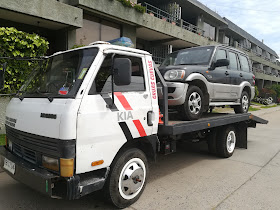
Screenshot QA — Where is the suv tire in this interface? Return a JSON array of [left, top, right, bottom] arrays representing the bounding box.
[[180, 85, 204, 120], [234, 91, 249, 113]]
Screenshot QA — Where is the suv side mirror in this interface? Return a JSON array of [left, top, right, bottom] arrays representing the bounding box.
[[213, 59, 229, 69], [0, 63, 6, 90], [113, 58, 132, 86]]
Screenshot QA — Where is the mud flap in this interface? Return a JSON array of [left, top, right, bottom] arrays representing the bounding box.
[[235, 122, 248, 149]]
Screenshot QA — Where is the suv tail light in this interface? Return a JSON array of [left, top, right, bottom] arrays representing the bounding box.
[[252, 75, 255, 85]]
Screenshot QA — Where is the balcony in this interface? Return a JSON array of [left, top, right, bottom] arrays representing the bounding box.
[[253, 67, 280, 82], [143, 2, 205, 37]]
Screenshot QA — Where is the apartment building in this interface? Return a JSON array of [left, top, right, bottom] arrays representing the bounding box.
[[0, 0, 279, 90]]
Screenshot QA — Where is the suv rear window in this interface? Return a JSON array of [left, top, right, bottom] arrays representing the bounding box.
[[239, 55, 250, 72]]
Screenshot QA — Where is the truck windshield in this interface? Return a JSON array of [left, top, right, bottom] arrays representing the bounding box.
[[19, 48, 98, 98], [161, 46, 214, 67]]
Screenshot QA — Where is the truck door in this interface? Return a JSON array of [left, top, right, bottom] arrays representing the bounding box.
[[76, 51, 156, 174]]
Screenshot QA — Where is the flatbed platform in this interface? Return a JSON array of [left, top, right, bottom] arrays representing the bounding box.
[[158, 113, 268, 135]]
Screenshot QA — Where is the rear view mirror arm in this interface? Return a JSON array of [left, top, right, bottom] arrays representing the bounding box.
[[109, 54, 116, 109]]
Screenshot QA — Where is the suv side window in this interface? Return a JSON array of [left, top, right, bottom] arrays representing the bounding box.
[[89, 54, 145, 94], [239, 55, 250, 72], [228, 51, 239, 71], [215, 49, 227, 69], [216, 49, 227, 60]]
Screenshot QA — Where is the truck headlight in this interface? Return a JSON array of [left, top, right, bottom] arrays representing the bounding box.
[[42, 155, 59, 171], [164, 70, 185, 81]]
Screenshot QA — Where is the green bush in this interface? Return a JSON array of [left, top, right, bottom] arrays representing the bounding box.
[[116, 0, 146, 13], [0, 27, 49, 94], [254, 86, 259, 98], [269, 84, 280, 98]]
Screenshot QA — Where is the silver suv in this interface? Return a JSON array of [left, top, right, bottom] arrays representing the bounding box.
[[159, 45, 255, 120]]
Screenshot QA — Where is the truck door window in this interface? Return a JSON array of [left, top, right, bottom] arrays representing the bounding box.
[[239, 55, 250, 72], [229, 52, 238, 71], [89, 54, 145, 94]]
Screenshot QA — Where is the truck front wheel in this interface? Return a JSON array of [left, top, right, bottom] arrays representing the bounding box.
[[106, 148, 148, 208]]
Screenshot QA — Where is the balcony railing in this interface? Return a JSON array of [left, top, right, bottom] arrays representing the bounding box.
[[143, 2, 205, 37], [253, 67, 280, 77]]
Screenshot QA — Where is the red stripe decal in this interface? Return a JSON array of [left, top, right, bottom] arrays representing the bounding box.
[[133, 120, 147, 137], [114, 92, 132, 110]]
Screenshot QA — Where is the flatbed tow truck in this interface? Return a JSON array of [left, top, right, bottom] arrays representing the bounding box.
[[0, 41, 267, 208]]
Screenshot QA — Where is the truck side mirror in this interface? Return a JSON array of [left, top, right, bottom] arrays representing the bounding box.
[[113, 58, 132, 86], [213, 59, 229, 69], [0, 63, 6, 90]]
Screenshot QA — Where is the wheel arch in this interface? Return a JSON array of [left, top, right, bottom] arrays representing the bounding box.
[[111, 135, 159, 167], [243, 85, 251, 100], [187, 78, 210, 111]]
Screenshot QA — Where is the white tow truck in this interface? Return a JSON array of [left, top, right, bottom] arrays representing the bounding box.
[[0, 41, 267, 208]]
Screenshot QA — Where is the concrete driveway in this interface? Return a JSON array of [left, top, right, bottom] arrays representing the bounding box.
[[0, 107, 280, 210]]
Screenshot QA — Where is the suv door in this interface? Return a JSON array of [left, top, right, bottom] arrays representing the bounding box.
[[210, 48, 232, 101], [76, 51, 154, 173], [238, 54, 253, 85], [228, 51, 242, 100]]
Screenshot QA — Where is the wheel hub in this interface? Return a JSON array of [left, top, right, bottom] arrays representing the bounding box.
[[188, 92, 201, 114], [226, 131, 236, 153], [120, 162, 144, 197], [242, 95, 249, 111]]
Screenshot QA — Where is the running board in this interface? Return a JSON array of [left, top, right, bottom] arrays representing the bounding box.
[[209, 102, 240, 106]]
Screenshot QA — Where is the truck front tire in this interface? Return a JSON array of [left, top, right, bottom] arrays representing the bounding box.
[[106, 148, 148, 208]]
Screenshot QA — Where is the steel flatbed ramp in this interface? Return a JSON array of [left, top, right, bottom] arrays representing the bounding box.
[[158, 113, 268, 136]]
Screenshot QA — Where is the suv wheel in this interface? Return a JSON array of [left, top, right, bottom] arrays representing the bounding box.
[[180, 85, 204, 120], [234, 91, 249, 113]]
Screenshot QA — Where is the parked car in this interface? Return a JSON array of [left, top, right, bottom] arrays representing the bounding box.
[[159, 45, 255, 120]]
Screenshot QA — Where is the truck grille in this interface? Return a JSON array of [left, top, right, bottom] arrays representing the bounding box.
[[6, 126, 60, 165], [13, 143, 37, 164]]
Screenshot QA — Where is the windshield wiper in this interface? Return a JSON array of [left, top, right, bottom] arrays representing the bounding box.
[[35, 90, 54, 102]]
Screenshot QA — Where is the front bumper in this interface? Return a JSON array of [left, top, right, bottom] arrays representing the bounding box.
[[0, 146, 108, 200], [0, 146, 59, 197], [157, 82, 189, 106]]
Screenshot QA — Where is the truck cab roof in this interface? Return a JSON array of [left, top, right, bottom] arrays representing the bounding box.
[[52, 42, 151, 57]]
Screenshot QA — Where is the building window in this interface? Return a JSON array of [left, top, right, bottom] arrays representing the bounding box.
[[76, 15, 121, 46], [203, 22, 215, 40]]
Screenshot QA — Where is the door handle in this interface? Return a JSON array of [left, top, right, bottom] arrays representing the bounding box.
[[147, 111, 153, 126], [225, 71, 229, 76], [240, 73, 243, 77]]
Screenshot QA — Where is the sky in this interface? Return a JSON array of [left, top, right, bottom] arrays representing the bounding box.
[[197, 0, 280, 58]]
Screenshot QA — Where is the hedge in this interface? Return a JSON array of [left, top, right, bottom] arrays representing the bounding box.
[[0, 27, 49, 94]]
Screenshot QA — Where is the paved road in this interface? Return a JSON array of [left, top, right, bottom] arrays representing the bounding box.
[[0, 107, 280, 210]]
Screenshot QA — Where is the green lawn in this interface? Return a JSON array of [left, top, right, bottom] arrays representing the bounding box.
[[0, 134, 5, 146], [249, 106, 261, 111], [251, 101, 263, 106], [260, 104, 278, 109]]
